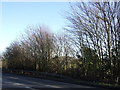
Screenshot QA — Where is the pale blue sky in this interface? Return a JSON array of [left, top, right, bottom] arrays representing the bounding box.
[[0, 2, 70, 53]]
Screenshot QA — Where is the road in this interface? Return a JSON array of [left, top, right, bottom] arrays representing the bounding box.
[[1, 73, 99, 89], [0, 69, 2, 89]]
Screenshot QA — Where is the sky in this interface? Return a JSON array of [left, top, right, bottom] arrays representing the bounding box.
[[0, 2, 71, 54]]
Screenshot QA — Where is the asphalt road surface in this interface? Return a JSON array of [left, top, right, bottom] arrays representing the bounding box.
[[2, 73, 102, 89], [0, 69, 2, 89]]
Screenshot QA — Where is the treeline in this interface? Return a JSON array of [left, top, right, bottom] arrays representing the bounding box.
[[2, 2, 120, 85]]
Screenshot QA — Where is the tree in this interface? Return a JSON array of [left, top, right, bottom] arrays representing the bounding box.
[[21, 25, 54, 71], [66, 2, 120, 84]]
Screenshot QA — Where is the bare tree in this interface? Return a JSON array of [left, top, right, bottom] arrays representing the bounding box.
[[66, 2, 120, 83]]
